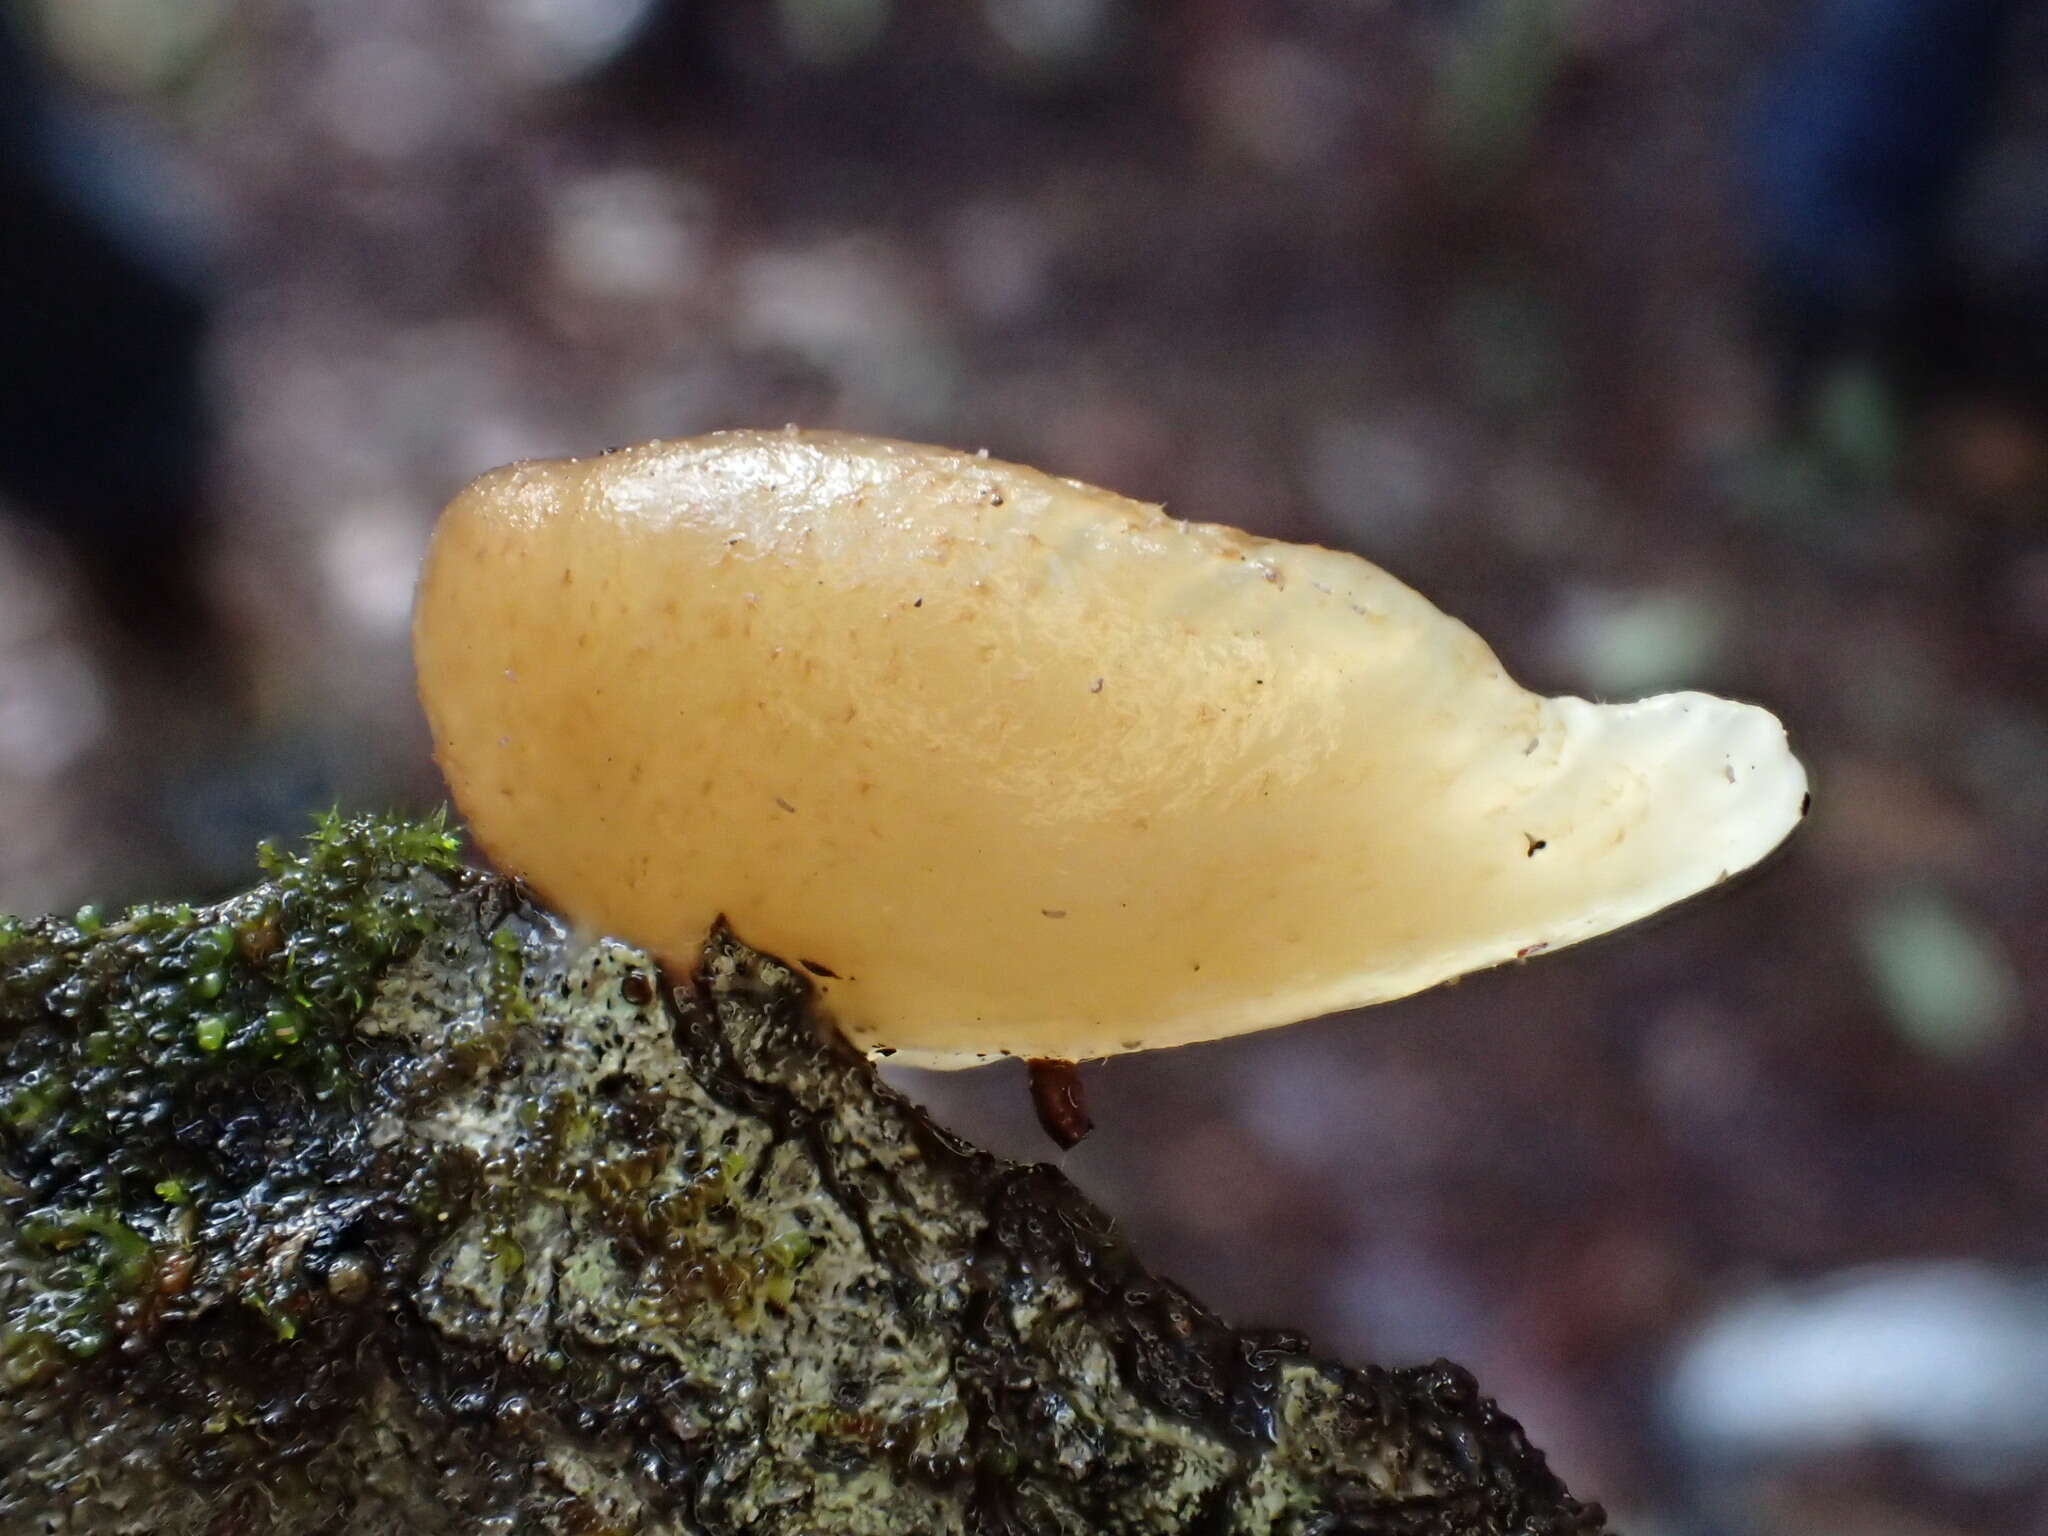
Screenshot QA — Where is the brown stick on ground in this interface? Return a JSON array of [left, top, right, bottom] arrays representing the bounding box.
[[0, 815, 1607, 1535]]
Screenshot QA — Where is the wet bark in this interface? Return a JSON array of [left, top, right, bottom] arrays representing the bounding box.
[[0, 817, 1608, 1534]]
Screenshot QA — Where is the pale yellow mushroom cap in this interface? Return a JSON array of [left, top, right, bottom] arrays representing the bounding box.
[[414, 429, 1807, 1067]]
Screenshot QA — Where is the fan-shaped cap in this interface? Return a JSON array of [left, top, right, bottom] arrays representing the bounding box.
[[414, 430, 1807, 1066]]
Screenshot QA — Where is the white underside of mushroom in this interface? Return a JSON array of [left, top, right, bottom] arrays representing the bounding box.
[[414, 430, 1808, 1067]]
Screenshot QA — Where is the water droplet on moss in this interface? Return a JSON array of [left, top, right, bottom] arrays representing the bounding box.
[[191, 924, 236, 964], [761, 1229, 817, 1269], [324, 1253, 373, 1303]]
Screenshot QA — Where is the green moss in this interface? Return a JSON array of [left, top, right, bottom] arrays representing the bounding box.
[[760, 1227, 817, 1270], [0, 810, 468, 1369], [243, 1292, 300, 1342], [488, 923, 536, 1025], [17, 1208, 153, 1287]]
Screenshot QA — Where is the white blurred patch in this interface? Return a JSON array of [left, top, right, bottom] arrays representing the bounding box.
[[1550, 586, 1728, 699], [736, 241, 923, 354], [319, 504, 429, 636], [732, 240, 957, 422], [0, 644, 106, 783], [550, 171, 714, 301], [380, 320, 551, 484], [312, 38, 459, 162], [490, 0, 657, 82], [1666, 1262, 2048, 1485], [0, 522, 106, 782]]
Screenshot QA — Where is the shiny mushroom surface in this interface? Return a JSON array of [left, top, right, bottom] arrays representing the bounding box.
[[414, 429, 1806, 1066]]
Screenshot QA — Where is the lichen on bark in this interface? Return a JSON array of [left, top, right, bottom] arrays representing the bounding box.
[[1, 815, 1608, 1534]]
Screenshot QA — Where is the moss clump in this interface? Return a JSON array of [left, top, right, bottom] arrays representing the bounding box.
[[0, 810, 465, 1379]]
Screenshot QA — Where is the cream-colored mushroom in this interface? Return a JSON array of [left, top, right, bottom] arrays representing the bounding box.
[[414, 429, 1806, 1066]]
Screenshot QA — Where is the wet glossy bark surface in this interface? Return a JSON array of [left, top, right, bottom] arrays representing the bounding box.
[[0, 821, 1604, 1534]]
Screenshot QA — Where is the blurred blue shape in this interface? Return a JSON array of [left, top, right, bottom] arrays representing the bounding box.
[[1745, 0, 2017, 378]]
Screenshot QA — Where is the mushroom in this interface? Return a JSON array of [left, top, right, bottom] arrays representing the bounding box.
[[414, 429, 1806, 1069]]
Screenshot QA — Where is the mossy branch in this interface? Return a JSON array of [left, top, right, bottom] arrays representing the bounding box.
[[0, 815, 1607, 1535]]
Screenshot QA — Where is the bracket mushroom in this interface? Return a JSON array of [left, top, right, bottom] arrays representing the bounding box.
[[414, 429, 1807, 1068]]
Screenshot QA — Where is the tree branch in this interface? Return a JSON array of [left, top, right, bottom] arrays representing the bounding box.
[[0, 816, 1608, 1534]]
